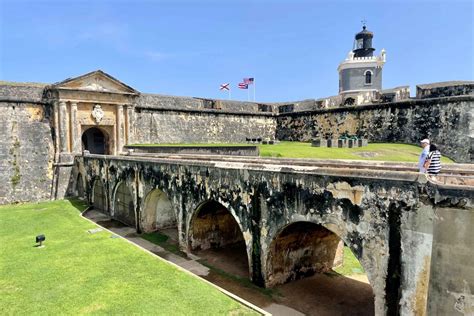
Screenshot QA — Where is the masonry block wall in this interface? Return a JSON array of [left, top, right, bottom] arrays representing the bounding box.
[[0, 101, 54, 204], [133, 94, 276, 144], [276, 97, 474, 163], [134, 109, 276, 144]]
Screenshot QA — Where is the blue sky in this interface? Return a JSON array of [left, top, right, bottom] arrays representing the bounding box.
[[1, 0, 472, 102]]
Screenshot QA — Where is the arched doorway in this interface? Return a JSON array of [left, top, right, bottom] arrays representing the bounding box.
[[113, 182, 135, 227], [189, 200, 249, 278], [82, 127, 109, 154], [92, 179, 107, 212], [266, 221, 375, 315], [142, 189, 176, 233]]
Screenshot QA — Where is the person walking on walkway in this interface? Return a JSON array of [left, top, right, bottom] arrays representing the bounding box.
[[424, 143, 442, 176], [418, 139, 430, 173]]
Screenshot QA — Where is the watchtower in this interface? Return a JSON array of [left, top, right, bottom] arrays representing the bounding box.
[[338, 25, 386, 95]]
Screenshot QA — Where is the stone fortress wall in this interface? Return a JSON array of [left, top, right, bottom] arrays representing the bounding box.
[[0, 84, 54, 204], [0, 79, 472, 204], [133, 93, 275, 144]]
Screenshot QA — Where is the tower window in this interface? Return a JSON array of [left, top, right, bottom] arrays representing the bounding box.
[[364, 70, 373, 85]]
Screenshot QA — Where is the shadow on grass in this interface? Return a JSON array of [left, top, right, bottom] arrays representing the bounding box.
[[198, 259, 280, 299], [66, 198, 89, 213], [141, 231, 188, 258]]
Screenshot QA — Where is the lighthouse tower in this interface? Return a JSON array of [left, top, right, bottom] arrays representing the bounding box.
[[338, 25, 386, 96]]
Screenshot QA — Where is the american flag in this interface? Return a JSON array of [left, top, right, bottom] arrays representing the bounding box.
[[219, 83, 230, 91], [243, 78, 254, 84], [238, 82, 248, 89]]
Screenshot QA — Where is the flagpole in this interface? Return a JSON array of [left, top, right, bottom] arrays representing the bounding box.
[[254, 79, 256, 102], [229, 89, 231, 100], [247, 87, 249, 101]]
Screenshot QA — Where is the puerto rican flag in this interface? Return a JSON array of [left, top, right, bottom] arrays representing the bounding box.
[[238, 82, 248, 89], [219, 83, 230, 91], [243, 78, 254, 84]]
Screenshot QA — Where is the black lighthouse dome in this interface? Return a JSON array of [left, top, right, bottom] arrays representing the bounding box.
[[353, 26, 376, 57]]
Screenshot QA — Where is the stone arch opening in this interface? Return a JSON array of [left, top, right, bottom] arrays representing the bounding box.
[[266, 221, 374, 315], [365, 70, 373, 85], [142, 189, 177, 233], [81, 127, 109, 154], [92, 178, 107, 212], [344, 97, 355, 106], [113, 182, 135, 227], [188, 200, 249, 278]]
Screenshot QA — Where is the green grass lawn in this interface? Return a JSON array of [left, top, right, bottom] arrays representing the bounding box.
[[260, 142, 454, 163], [332, 247, 365, 276], [0, 200, 257, 315], [131, 141, 454, 163]]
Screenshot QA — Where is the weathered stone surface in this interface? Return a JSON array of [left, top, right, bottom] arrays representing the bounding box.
[[276, 97, 474, 162], [125, 145, 259, 156], [0, 102, 54, 204], [133, 110, 276, 144], [70, 154, 473, 315]]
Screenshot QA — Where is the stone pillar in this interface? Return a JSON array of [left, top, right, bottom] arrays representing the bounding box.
[[70, 102, 80, 153], [116, 105, 124, 154], [53, 101, 60, 158], [126, 105, 134, 145], [59, 100, 68, 153]]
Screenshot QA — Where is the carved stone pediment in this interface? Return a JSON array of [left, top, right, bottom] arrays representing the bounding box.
[[52, 70, 139, 95]]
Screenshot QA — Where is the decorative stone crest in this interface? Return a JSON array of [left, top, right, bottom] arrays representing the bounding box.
[[91, 104, 104, 124]]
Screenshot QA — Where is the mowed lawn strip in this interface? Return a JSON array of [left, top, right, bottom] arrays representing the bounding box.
[[131, 142, 454, 163], [0, 200, 257, 315], [260, 142, 454, 162]]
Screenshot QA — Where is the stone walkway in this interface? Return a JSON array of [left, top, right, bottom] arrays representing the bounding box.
[[84, 210, 210, 276]]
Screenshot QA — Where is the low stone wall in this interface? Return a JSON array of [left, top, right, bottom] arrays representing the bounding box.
[[126, 145, 259, 156], [0, 101, 54, 204], [276, 96, 474, 163]]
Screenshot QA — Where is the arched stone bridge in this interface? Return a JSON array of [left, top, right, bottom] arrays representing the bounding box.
[[70, 154, 474, 316]]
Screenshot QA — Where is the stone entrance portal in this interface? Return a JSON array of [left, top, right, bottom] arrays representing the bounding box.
[[82, 127, 109, 154], [44, 70, 139, 157]]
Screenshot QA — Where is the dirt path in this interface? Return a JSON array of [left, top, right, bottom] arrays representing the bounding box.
[[196, 247, 374, 316]]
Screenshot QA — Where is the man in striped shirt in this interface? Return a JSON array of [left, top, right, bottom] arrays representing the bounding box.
[[424, 144, 442, 175]]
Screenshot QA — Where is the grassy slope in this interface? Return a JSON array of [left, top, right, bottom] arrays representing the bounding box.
[[333, 247, 365, 276], [130, 142, 454, 163], [261, 142, 454, 162], [0, 200, 256, 315]]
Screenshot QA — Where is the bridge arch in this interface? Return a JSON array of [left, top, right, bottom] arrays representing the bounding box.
[[91, 178, 107, 212], [112, 181, 136, 227], [141, 188, 177, 233], [265, 220, 375, 313], [264, 220, 374, 287], [187, 199, 251, 278]]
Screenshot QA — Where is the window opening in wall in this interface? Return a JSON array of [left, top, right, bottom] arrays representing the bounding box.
[[365, 70, 372, 85]]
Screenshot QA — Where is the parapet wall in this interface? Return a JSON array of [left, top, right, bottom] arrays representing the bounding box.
[[137, 93, 273, 113], [133, 109, 276, 144], [276, 96, 474, 163], [0, 83, 46, 102]]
